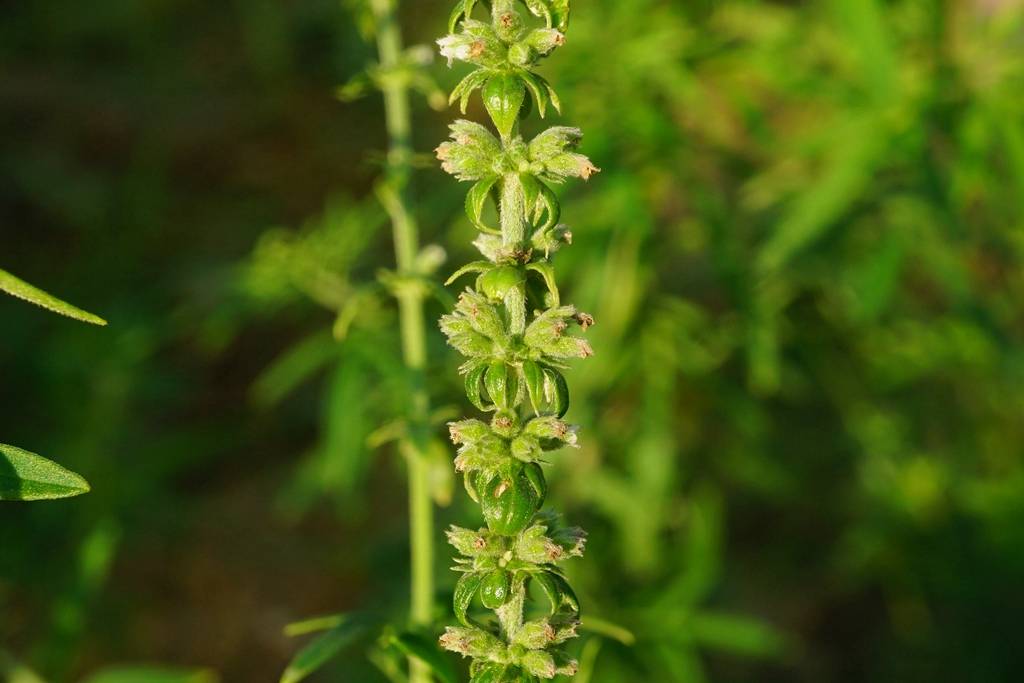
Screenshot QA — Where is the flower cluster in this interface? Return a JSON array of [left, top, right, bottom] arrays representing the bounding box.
[[436, 1, 598, 681]]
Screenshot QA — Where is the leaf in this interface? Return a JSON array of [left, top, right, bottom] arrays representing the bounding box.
[[80, 668, 218, 683], [389, 632, 457, 683], [0, 267, 106, 325], [522, 0, 553, 26], [251, 331, 338, 408], [0, 443, 90, 501], [284, 613, 348, 637], [519, 70, 548, 119], [535, 182, 561, 232], [483, 75, 526, 140], [689, 611, 788, 658], [464, 362, 490, 412], [450, 69, 490, 114], [280, 617, 367, 683], [465, 176, 501, 235], [542, 367, 569, 418], [526, 262, 560, 307], [550, 0, 570, 31], [579, 616, 636, 646], [446, 261, 492, 287], [522, 360, 545, 415], [533, 570, 578, 616], [484, 361, 513, 409], [454, 572, 484, 627]]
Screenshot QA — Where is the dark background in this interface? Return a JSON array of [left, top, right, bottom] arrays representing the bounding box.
[[3, 1, 1024, 681]]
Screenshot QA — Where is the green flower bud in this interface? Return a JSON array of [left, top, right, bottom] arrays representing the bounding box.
[[480, 569, 511, 608], [449, 419, 493, 445], [542, 153, 600, 182], [528, 126, 582, 163], [514, 523, 561, 564], [438, 20, 506, 68], [491, 409, 521, 438], [510, 434, 542, 462], [438, 120, 503, 181], [453, 432, 508, 473], [507, 42, 536, 67], [524, 28, 565, 56], [523, 305, 574, 348], [523, 416, 577, 446], [439, 626, 506, 660], [513, 619, 556, 650], [519, 650, 556, 679], [456, 288, 509, 343], [447, 525, 491, 556], [440, 314, 496, 357], [493, 7, 524, 42]]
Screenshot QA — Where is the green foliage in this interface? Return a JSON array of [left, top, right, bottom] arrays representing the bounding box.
[[0, 443, 90, 501]]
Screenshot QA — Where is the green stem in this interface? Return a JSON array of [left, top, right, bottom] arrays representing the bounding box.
[[369, 1, 434, 681]]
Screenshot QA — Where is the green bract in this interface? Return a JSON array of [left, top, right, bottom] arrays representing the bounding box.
[[437, 0, 595, 678]]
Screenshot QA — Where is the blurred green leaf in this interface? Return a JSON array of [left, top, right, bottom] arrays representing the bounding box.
[[79, 668, 217, 683], [280, 617, 368, 683], [387, 631, 456, 683]]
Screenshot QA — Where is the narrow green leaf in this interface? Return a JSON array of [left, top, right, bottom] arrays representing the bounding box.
[[550, 0, 570, 32], [522, 0, 553, 27], [251, 331, 338, 408], [446, 262, 492, 287], [522, 361, 545, 415], [542, 367, 569, 418], [484, 361, 513, 409], [80, 668, 218, 683], [579, 616, 636, 646], [0, 443, 90, 501], [280, 618, 367, 683], [389, 632, 456, 683], [524, 462, 547, 502], [519, 70, 548, 119], [465, 177, 501, 234], [284, 613, 348, 637], [0, 267, 106, 325], [689, 611, 788, 658], [464, 362, 490, 411], [526, 262, 560, 307], [454, 572, 484, 627], [535, 182, 561, 232]]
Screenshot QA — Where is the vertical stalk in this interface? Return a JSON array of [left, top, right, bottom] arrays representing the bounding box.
[[369, 1, 434, 681]]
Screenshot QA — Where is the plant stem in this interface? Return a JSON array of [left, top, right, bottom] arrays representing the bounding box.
[[369, 1, 434, 681]]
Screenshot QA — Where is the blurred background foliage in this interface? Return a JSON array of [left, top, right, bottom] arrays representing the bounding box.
[[3, 0, 1024, 681]]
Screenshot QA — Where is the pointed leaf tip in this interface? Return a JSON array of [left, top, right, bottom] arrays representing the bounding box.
[[0, 268, 107, 325]]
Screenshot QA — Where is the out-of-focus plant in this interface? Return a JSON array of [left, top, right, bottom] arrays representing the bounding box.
[[263, 1, 458, 681], [433, 2, 599, 681], [0, 267, 102, 501]]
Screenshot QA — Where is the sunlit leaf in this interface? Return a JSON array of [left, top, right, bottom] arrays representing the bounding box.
[[0, 267, 106, 325], [0, 443, 90, 501]]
